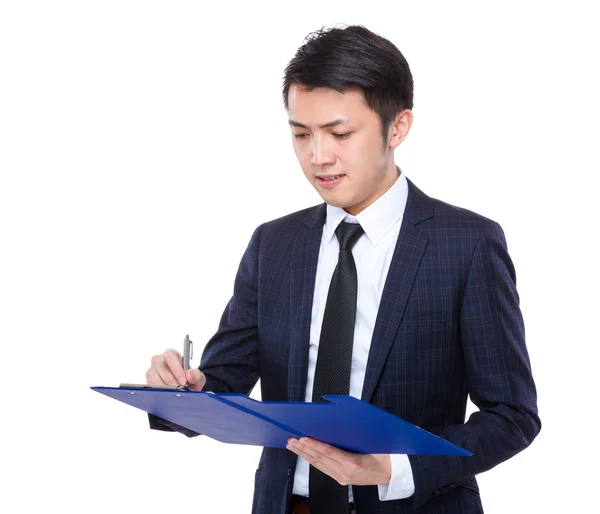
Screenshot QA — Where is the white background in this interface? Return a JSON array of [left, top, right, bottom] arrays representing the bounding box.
[[1, 1, 598, 512]]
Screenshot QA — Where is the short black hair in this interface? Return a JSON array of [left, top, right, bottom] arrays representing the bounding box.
[[282, 25, 414, 141]]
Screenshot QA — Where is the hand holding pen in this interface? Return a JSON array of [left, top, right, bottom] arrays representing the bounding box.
[[145, 334, 206, 391]]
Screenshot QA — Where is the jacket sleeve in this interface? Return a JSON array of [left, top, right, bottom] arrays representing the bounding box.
[[408, 221, 541, 509], [148, 224, 263, 436]]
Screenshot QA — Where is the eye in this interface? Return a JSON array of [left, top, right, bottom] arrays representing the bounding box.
[[333, 133, 351, 139], [293, 133, 309, 139]]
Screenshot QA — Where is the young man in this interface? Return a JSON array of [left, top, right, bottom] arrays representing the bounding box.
[[146, 25, 540, 514]]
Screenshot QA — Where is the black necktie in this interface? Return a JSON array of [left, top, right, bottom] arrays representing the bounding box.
[[309, 221, 364, 514]]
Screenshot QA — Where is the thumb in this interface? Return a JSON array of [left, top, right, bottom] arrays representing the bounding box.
[[186, 369, 206, 391]]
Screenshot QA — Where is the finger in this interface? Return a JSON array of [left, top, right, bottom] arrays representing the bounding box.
[[163, 349, 187, 385], [150, 352, 180, 386], [305, 438, 346, 459], [291, 438, 346, 466], [287, 438, 323, 465], [149, 354, 176, 384], [145, 368, 166, 385], [155, 363, 179, 386], [287, 440, 339, 481], [185, 369, 206, 391]]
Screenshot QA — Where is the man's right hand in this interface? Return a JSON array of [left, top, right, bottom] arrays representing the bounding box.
[[146, 349, 206, 391]]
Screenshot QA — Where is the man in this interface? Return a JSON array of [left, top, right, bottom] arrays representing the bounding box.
[[146, 25, 541, 514]]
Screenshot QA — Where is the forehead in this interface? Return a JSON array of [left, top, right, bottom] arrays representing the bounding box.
[[287, 85, 374, 126]]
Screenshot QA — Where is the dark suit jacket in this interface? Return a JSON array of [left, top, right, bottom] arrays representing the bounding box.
[[150, 178, 541, 513]]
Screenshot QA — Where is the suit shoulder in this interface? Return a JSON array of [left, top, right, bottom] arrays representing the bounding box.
[[415, 194, 510, 264], [245, 204, 323, 254], [244, 204, 325, 259], [259, 204, 323, 233], [427, 194, 502, 233]]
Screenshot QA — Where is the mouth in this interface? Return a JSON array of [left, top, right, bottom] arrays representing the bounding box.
[[316, 174, 346, 187]]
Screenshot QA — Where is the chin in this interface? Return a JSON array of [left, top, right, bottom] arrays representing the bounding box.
[[320, 195, 354, 210]]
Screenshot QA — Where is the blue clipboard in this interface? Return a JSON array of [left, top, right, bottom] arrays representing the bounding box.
[[91, 386, 471, 456]]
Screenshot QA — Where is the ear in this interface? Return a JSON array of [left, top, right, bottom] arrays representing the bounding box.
[[388, 109, 413, 149]]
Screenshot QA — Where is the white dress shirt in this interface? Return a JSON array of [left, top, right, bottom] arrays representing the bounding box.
[[292, 168, 415, 501]]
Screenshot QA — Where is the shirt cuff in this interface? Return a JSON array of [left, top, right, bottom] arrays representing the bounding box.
[[377, 454, 415, 501]]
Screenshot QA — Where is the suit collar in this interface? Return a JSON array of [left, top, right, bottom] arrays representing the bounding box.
[[403, 177, 435, 226], [327, 170, 408, 247], [301, 177, 434, 230]]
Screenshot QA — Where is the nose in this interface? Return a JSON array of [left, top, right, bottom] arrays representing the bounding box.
[[310, 135, 334, 166]]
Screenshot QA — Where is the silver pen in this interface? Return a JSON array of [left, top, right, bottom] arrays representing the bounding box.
[[182, 334, 193, 388]]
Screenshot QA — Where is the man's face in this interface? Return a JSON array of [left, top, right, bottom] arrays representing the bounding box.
[[287, 84, 398, 215]]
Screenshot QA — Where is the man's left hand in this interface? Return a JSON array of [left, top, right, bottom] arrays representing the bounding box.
[[286, 437, 391, 486]]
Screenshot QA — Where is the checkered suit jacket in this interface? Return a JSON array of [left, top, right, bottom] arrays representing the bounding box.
[[150, 178, 540, 513]]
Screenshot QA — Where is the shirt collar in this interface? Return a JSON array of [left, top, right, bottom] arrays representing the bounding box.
[[324, 167, 409, 247]]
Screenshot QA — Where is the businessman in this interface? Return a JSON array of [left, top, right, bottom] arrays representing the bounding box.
[[146, 25, 541, 514]]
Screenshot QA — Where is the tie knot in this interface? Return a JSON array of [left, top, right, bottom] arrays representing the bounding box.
[[335, 221, 364, 250]]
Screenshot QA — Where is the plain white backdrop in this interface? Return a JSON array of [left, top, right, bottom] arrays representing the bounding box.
[[1, 1, 598, 512]]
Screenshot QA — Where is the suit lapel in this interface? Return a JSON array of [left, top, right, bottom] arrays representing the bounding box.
[[287, 204, 326, 402], [361, 179, 434, 404]]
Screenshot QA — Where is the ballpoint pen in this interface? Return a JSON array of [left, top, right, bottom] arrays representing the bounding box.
[[182, 334, 193, 389], [117, 335, 194, 391]]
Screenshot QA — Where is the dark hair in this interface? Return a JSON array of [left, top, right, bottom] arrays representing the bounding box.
[[282, 25, 414, 141]]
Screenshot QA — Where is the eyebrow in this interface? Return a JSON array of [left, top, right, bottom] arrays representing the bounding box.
[[288, 118, 352, 129]]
